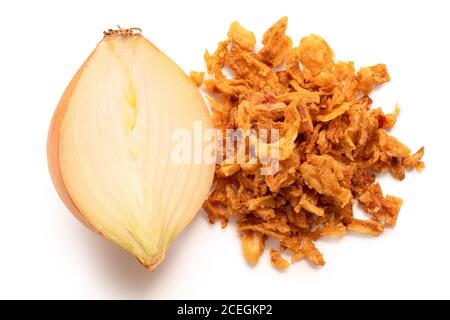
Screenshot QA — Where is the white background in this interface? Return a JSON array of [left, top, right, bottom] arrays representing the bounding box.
[[0, 0, 449, 299]]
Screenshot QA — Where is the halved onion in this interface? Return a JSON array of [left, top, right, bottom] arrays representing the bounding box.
[[48, 29, 215, 270]]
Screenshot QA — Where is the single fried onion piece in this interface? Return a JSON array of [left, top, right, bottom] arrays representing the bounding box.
[[292, 237, 325, 266], [189, 71, 204, 87], [241, 231, 265, 265], [270, 249, 290, 270], [347, 219, 384, 236], [259, 16, 293, 67], [297, 34, 334, 76], [200, 17, 424, 269], [357, 64, 391, 94], [228, 21, 256, 51]]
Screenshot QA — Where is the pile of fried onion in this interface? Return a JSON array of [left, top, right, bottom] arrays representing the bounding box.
[[193, 17, 424, 269]]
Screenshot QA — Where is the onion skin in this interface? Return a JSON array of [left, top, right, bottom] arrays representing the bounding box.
[[48, 52, 99, 235], [48, 31, 214, 270]]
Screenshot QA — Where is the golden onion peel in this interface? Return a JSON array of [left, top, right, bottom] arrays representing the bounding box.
[[48, 28, 215, 270]]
